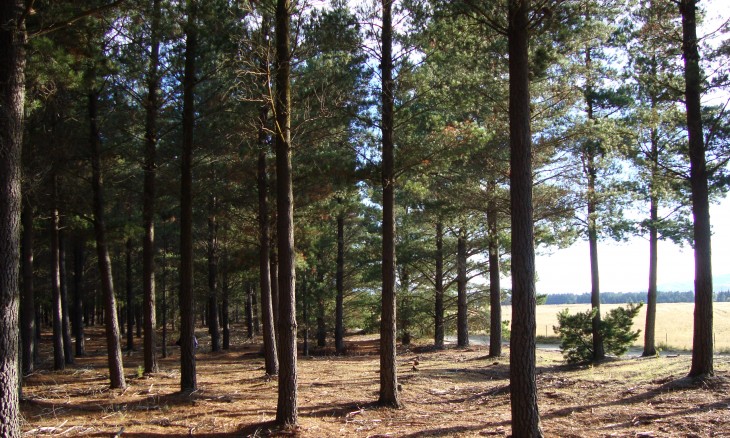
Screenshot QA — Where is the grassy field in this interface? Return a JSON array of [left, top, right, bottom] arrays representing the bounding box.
[[524, 302, 730, 351]]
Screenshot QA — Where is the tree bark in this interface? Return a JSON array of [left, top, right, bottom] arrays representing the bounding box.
[[179, 0, 198, 392], [142, 0, 161, 375], [21, 200, 35, 374], [208, 196, 221, 352], [487, 182, 502, 358], [245, 282, 254, 339], [161, 235, 168, 359], [89, 89, 126, 389], [508, 0, 543, 435], [316, 267, 326, 348], [258, 149, 278, 374], [643, 122, 659, 357], [434, 221, 444, 349], [221, 266, 230, 350], [50, 177, 65, 370], [0, 4, 25, 435], [73, 238, 86, 357], [252, 282, 260, 336], [379, 0, 401, 409], [584, 45, 605, 362], [270, 249, 279, 340], [335, 210, 345, 354], [126, 238, 134, 351], [274, 0, 298, 426], [681, 0, 714, 378], [457, 229, 469, 347], [302, 276, 309, 357], [59, 232, 73, 364]]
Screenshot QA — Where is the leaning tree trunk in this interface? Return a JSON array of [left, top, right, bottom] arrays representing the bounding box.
[[0, 4, 25, 435], [141, 0, 161, 375], [335, 210, 345, 354], [274, 0, 298, 425], [179, 0, 198, 392], [50, 177, 65, 370], [59, 233, 74, 364], [681, 0, 714, 378], [73, 238, 86, 357], [258, 149, 278, 374], [21, 201, 35, 374], [457, 228, 469, 347], [434, 221, 444, 349], [89, 89, 126, 389], [508, 0, 544, 435], [487, 182, 502, 358], [378, 0, 401, 409]]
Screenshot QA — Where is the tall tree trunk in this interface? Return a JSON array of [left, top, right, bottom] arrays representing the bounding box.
[[89, 89, 126, 389], [335, 210, 345, 354], [681, 0, 713, 378], [270, 248, 279, 340], [59, 233, 73, 364], [252, 282, 260, 336], [50, 177, 65, 370], [487, 181, 502, 358], [161, 235, 168, 359], [457, 228, 469, 347], [208, 196, 221, 353], [379, 0, 400, 409], [0, 3, 25, 434], [258, 149, 278, 374], [434, 221, 444, 349], [21, 201, 35, 374], [245, 282, 254, 339], [275, 0, 298, 425], [508, 0, 543, 435], [316, 267, 326, 348], [221, 266, 230, 350], [400, 267, 411, 346], [179, 0, 198, 392], [643, 121, 659, 357], [316, 298, 326, 348], [73, 238, 85, 357], [302, 276, 309, 357], [126, 238, 134, 351], [584, 45, 605, 362], [141, 0, 161, 375]]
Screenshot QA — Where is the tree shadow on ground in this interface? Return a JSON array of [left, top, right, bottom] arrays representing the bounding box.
[[542, 373, 730, 421], [299, 400, 379, 418]]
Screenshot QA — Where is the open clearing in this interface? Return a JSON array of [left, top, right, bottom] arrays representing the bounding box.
[[527, 302, 730, 351], [21, 327, 730, 437]]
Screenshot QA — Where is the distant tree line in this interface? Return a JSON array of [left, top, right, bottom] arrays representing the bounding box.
[[544, 291, 730, 305]]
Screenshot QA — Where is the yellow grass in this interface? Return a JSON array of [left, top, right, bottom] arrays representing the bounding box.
[[525, 302, 730, 351]]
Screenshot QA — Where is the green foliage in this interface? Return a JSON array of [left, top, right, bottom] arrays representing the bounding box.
[[554, 303, 643, 363]]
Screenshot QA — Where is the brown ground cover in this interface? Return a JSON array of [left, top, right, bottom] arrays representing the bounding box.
[[21, 327, 730, 437]]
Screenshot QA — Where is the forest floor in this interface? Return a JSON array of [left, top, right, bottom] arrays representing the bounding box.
[[20, 326, 730, 437]]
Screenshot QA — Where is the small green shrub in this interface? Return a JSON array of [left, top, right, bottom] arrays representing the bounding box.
[[554, 303, 643, 363]]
